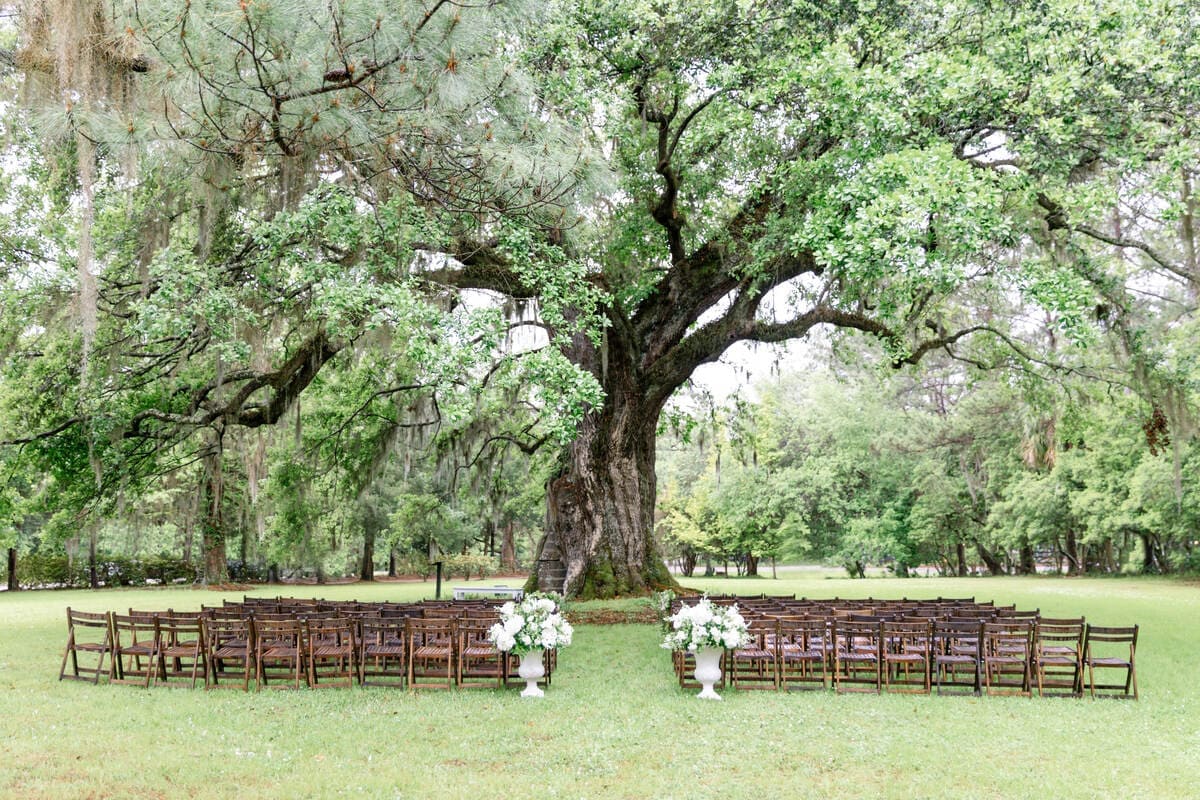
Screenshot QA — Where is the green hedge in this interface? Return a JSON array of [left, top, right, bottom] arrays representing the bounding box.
[[442, 553, 498, 580], [11, 553, 195, 589]]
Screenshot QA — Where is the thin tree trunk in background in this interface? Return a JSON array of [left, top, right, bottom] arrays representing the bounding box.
[[6, 548, 16, 591], [200, 434, 229, 584], [500, 521, 517, 572], [88, 527, 98, 589], [1019, 541, 1035, 575], [360, 522, 376, 581], [1102, 538, 1116, 573], [483, 518, 495, 557], [974, 540, 1004, 576], [955, 541, 968, 576], [388, 549, 397, 578], [1182, 170, 1197, 296], [1064, 529, 1081, 575]]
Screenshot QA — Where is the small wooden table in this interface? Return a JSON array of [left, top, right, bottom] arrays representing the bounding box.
[[452, 585, 525, 601]]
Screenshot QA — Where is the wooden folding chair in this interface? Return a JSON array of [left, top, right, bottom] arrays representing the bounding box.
[[982, 620, 1033, 696], [1083, 624, 1138, 700], [729, 618, 779, 690], [932, 620, 981, 695], [882, 619, 931, 694], [59, 608, 114, 683], [111, 613, 162, 687], [360, 616, 407, 687], [457, 619, 504, 689], [306, 617, 357, 688], [407, 617, 455, 689], [1035, 617, 1084, 697], [255, 619, 306, 690], [154, 613, 207, 689], [203, 616, 254, 691], [777, 617, 828, 691], [832, 620, 882, 693]]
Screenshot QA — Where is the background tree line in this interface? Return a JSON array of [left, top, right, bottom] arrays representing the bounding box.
[[657, 322, 1200, 579]]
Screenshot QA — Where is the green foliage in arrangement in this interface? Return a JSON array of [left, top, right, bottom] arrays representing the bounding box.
[[1, 576, 1197, 799]]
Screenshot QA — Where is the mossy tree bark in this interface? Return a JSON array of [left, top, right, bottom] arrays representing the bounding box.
[[199, 428, 228, 585]]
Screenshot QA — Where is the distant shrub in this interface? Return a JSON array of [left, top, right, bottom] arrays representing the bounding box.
[[226, 559, 267, 582], [13, 553, 193, 589], [443, 553, 498, 580]]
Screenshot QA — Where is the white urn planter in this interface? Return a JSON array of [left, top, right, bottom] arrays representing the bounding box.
[[518, 649, 546, 697], [693, 646, 724, 700]]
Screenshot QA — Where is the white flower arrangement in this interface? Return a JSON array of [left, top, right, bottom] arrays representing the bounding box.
[[661, 597, 750, 652], [488, 591, 574, 655]]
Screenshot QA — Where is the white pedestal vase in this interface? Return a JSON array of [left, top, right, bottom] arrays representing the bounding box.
[[518, 649, 545, 697], [693, 647, 724, 700]]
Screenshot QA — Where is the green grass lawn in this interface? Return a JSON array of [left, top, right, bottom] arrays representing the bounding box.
[[1, 574, 1197, 799]]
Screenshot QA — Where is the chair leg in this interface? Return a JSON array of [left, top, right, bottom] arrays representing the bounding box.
[[58, 635, 74, 681]]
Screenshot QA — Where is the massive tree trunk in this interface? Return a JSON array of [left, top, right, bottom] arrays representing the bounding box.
[[533, 385, 675, 599], [528, 324, 677, 599]]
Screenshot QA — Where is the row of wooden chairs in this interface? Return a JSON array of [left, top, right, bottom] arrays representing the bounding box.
[[59, 606, 554, 691], [670, 603, 1138, 699]]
